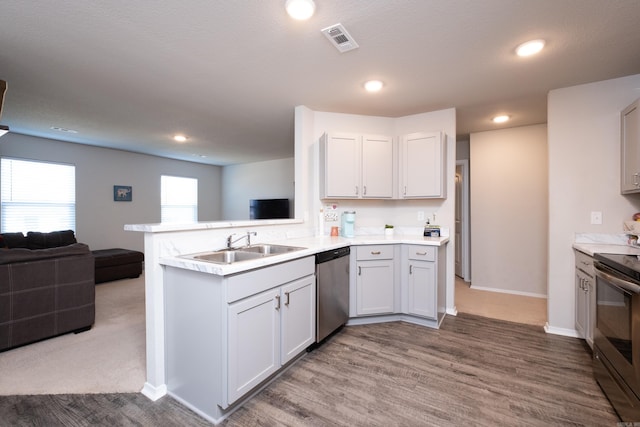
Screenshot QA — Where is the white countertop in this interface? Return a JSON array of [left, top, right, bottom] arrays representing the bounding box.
[[160, 234, 449, 276], [573, 242, 640, 257]]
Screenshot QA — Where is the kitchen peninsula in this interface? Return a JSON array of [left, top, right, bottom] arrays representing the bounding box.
[[126, 220, 448, 424]]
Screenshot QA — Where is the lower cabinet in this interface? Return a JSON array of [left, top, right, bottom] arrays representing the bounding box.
[[355, 245, 396, 315], [406, 249, 437, 319], [227, 274, 315, 404], [574, 249, 595, 347]]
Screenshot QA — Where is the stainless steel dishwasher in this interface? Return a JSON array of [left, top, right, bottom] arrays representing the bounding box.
[[315, 246, 350, 343]]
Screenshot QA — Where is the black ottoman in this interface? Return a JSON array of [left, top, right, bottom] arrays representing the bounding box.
[[92, 248, 144, 284]]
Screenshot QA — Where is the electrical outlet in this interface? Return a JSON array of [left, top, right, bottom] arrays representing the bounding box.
[[417, 211, 425, 221], [325, 212, 338, 222], [590, 211, 602, 225]]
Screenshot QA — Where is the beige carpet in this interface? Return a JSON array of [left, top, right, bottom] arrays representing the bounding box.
[[0, 275, 146, 395], [455, 276, 547, 326]]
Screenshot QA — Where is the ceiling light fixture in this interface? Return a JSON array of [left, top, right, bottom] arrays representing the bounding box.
[[515, 39, 545, 57], [492, 115, 510, 124], [285, 0, 315, 20], [173, 135, 188, 142], [364, 80, 384, 93]]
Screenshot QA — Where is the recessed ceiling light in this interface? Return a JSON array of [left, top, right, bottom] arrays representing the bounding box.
[[285, 0, 315, 20], [492, 115, 510, 124], [50, 126, 78, 133], [364, 80, 384, 92], [515, 39, 545, 57], [173, 135, 188, 142]]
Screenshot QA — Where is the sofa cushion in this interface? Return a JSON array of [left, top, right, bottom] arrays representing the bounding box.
[[0, 243, 91, 265], [26, 230, 77, 250], [1, 232, 27, 249]]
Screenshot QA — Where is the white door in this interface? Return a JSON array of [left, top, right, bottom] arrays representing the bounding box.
[[356, 260, 395, 315], [281, 276, 316, 365], [227, 288, 280, 404], [455, 165, 463, 277], [407, 261, 436, 319]]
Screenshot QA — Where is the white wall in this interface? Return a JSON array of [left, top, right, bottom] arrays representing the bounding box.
[[0, 133, 222, 251], [221, 157, 294, 220], [470, 124, 548, 297], [547, 73, 640, 333]]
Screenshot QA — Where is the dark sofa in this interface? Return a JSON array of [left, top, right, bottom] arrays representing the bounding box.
[[0, 230, 95, 351]]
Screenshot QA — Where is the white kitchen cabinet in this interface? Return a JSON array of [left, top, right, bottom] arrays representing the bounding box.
[[621, 98, 640, 194], [355, 245, 396, 315], [280, 275, 316, 364], [574, 249, 595, 348], [399, 131, 446, 199], [163, 256, 315, 421], [227, 288, 280, 403], [227, 274, 315, 404], [405, 246, 437, 319], [320, 133, 394, 199]]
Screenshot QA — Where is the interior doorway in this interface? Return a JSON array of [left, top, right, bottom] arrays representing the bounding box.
[[455, 160, 470, 281]]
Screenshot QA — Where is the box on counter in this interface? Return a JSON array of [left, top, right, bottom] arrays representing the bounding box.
[[424, 225, 440, 237]]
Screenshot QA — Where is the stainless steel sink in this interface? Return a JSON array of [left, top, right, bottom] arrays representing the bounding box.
[[193, 250, 263, 264], [240, 244, 306, 255], [184, 244, 306, 265]]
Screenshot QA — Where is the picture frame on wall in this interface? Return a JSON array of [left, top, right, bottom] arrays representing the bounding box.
[[113, 185, 132, 202]]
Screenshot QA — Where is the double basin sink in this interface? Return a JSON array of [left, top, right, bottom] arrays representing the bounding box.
[[183, 244, 306, 265]]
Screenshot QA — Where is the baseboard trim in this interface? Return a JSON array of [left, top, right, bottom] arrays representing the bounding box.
[[141, 382, 167, 401], [469, 285, 547, 299], [544, 322, 581, 338]]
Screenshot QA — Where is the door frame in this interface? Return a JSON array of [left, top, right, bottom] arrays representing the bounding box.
[[456, 159, 471, 282]]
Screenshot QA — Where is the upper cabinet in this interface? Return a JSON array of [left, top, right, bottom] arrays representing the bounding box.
[[320, 131, 446, 200], [320, 133, 394, 199], [399, 131, 446, 199], [621, 98, 640, 194]]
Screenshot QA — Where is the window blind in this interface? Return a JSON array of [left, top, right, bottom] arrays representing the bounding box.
[[1, 157, 76, 233], [161, 175, 198, 223]]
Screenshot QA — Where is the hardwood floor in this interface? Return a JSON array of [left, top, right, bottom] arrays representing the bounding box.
[[1, 313, 617, 426]]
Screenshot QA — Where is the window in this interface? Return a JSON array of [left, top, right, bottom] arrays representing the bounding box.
[[161, 175, 198, 223], [1, 157, 76, 233]]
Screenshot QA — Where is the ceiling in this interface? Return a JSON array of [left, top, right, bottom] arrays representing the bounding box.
[[0, 1, 639, 166]]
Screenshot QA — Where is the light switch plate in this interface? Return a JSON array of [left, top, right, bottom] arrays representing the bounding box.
[[590, 211, 602, 225]]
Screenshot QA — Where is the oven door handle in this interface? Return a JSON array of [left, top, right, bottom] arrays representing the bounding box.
[[595, 267, 640, 295]]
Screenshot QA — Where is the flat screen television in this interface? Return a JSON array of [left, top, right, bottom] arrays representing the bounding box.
[[249, 198, 290, 220]]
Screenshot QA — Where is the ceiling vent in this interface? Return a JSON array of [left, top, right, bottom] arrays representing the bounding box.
[[321, 23, 359, 53]]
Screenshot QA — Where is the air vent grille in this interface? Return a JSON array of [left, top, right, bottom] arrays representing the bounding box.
[[321, 23, 359, 53]]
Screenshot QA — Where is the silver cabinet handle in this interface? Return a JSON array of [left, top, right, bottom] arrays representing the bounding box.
[[355, 186, 359, 195], [358, 266, 361, 275], [371, 251, 381, 255], [363, 185, 367, 195], [275, 295, 281, 310], [410, 265, 413, 274], [404, 186, 407, 195], [284, 291, 290, 306], [416, 251, 427, 256]]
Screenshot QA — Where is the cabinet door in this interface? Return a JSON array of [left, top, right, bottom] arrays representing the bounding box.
[[407, 261, 436, 319], [575, 270, 587, 339], [227, 288, 280, 404], [400, 132, 445, 198], [621, 100, 640, 193], [322, 133, 361, 198], [356, 260, 394, 315], [361, 135, 393, 198], [281, 276, 316, 365]]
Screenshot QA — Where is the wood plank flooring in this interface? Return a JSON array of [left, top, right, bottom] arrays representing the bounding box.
[[0, 313, 618, 426]]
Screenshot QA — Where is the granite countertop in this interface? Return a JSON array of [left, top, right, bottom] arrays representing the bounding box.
[[160, 234, 449, 276], [573, 242, 640, 257]]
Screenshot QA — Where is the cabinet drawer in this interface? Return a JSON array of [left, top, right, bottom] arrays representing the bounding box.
[[407, 245, 436, 261], [356, 245, 394, 261], [574, 250, 594, 277]]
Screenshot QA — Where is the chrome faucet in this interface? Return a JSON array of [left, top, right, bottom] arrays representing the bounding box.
[[227, 231, 257, 249]]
